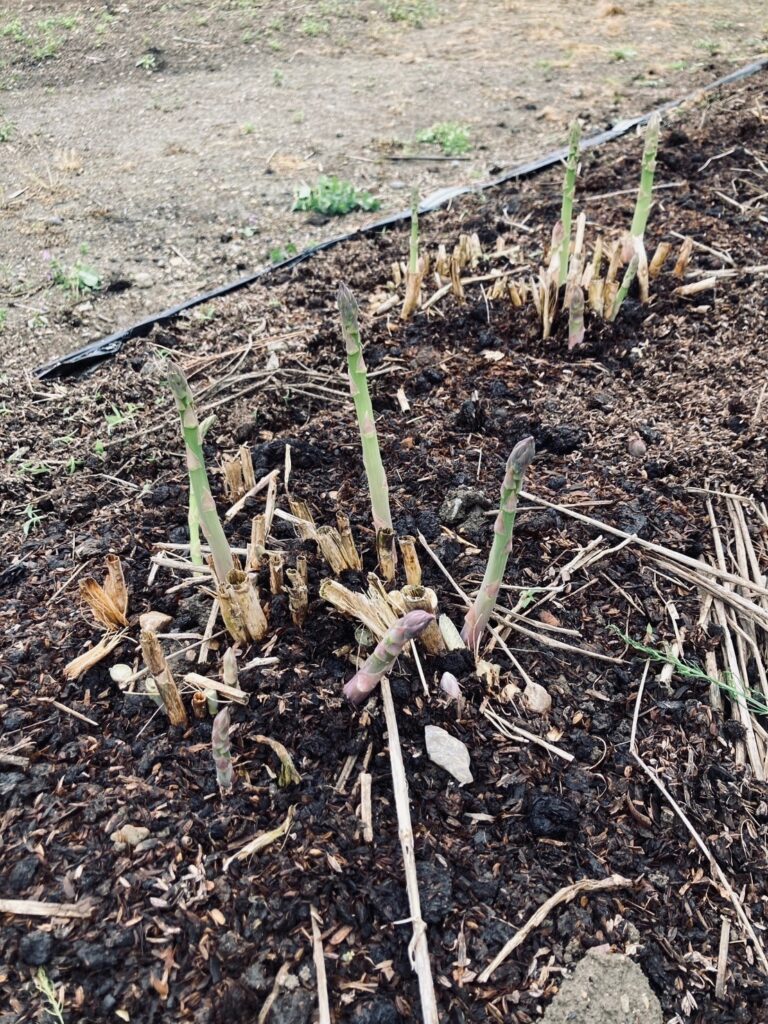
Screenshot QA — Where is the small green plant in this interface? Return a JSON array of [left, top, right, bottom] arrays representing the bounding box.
[[416, 121, 471, 156], [617, 629, 768, 715], [269, 242, 298, 264], [610, 46, 637, 61], [293, 176, 380, 217], [462, 437, 535, 650], [20, 503, 45, 537], [0, 307, 7, 328], [337, 284, 393, 539], [136, 51, 158, 72], [93, 439, 106, 457], [18, 460, 51, 477], [299, 17, 328, 36], [105, 403, 137, 433], [241, 122, 255, 135], [384, 1, 436, 27], [32, 968, 65, 1024], [51, 256, 101, 297], [0, 121, 13, 142], [273, 68, 284, 86]]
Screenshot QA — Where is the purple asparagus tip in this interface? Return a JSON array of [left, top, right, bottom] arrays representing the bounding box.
[[508, 436, 535, 476], [344, 610, 434, 705]]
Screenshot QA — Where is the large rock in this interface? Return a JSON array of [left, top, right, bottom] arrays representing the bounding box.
[[542, 948, 662, 1024]]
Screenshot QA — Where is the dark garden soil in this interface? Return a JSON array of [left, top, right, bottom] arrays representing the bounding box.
[[2, 72, 768, 1024]]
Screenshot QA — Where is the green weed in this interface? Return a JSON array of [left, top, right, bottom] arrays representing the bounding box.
[[618, 629, 768, 716], [32, 968, 65, 1023], [0, 121, 13, 141], [269, 242, 298, 264], [299, 17, 328, 37], [20, 504, 45, 538], [383, 1, 436, 28], [293, 176, 380, 217], [417, 121, 471, 156], [51, 256, 101, 297], [105, 404, 137, 433]]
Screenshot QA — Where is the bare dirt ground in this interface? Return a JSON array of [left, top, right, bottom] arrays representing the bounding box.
[[1, 0, 766, 371]]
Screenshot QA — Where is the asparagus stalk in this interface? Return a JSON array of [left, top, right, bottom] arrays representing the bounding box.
[[344, 610, 434, 705], [630, 112, 660, 241], [212, 706, 233, 794], [337, 284, 394, 535], [164, 361, 234, 584], [558, 120, 581, 286], [409, 188, 420, 273], [188, 413, 216, 567], [462, 437, 535, 650]]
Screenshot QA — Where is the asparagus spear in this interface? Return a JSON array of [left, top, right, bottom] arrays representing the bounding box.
[[462, 437, 535, 650]]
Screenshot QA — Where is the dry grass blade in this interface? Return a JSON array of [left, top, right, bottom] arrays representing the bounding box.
[[478, 874, 634, 981], [223, 806, 295, 870], [0, 898, 93, 919], [310, 906, 332, 1024], [380, 678, 439, 1024]]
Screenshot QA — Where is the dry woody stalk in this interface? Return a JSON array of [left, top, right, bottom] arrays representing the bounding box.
[[140, 630, 187, 726]]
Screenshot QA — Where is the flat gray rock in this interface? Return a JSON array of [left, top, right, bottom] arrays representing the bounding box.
[[542, 948, 662, 1024]]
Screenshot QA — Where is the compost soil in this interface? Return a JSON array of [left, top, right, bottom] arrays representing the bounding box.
[[2, 73, 768, 1024]]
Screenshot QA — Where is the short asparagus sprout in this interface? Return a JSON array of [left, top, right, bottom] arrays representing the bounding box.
[[559, 120, 581, 286], [337, 283, 394, 536], [164, 360, 234, 584], [344, 610, 434, 705], [462, 437, 535, 650], [610, 252, 639, 322], [212, 706, 233, 794]]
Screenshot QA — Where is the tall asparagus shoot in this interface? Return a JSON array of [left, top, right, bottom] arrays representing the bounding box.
[[188, 414, 216, 567], [630, 113, 660, 243], [212, 706, 233, 794], [337, 284, 394, 536], [462, 437, 535, 650], [164, 361, 234, 584], [344, 610, 434, 705], [558, 120, 581, 286], [408, 187, 419, 275]]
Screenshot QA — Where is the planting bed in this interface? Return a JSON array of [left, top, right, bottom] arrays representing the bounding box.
[[2, 73, 768, 1024]]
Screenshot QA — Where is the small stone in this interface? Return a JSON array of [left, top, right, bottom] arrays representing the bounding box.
[[110, 824, 150, 847], [133, 271, 153, 288], [522, 680, 552, 715], [139, 610, 173, 632], [19, 930, 53, 965], [627, 432, 647, 458], [425, 725, 472, 786], [439, 672, 461, 700], [541, 947, 662, 1024]]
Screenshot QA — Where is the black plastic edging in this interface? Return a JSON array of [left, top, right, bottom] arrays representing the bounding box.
[[36, 56, 768, 380]]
